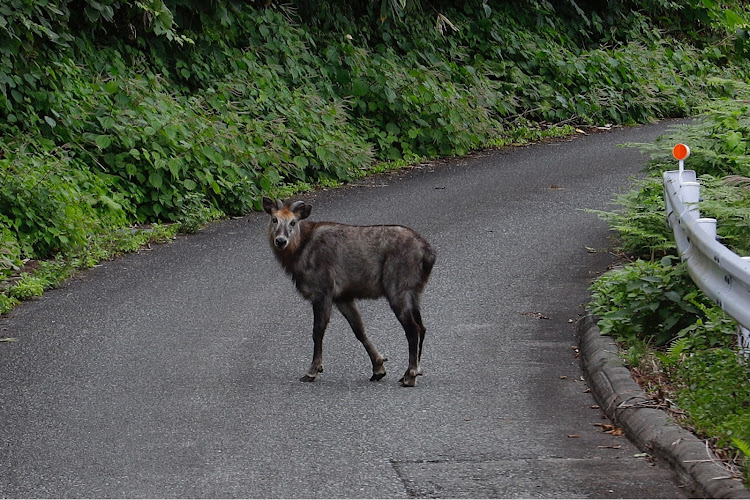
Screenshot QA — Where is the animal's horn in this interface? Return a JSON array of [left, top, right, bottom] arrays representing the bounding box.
[[290, 200, 305, 212]]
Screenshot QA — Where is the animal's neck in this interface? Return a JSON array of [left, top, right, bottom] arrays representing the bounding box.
[[275, 248, 298, 275]]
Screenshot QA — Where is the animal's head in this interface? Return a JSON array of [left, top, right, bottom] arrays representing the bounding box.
[[262, 197, 312, 251]]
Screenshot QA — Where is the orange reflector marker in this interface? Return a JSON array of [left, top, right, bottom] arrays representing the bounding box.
[[673, 143, 691, 161]]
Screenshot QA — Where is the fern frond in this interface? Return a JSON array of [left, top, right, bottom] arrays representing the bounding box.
[[732, 437, 750, 459], [665, 337, 692, 363]]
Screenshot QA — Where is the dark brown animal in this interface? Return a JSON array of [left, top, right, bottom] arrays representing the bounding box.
[[262, 197, 435, 387]]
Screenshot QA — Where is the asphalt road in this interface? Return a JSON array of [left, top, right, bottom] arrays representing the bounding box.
[[1, 122, 690, 498]]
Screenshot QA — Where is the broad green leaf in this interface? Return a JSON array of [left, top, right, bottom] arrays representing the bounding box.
[[352, 79, 369, 97], [640, 276, 663, 283], [267, 169, 281, 184], [162, 124, 178, 141], [99, 195, 122, 211], [168, 159, 181, 179], [95, 135, 112, 149], [725, 131, 744, 153], [98, 116, 115, 130], [84, 6, 100, 22], [725, 9, 744, 28], [293, 156, 309, 168], [149, 172, 163, 189]]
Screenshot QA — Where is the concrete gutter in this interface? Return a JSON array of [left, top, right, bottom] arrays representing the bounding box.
[[578, 314, 750, 499]]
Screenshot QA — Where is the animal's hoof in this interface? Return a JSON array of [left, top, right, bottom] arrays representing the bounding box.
[[300, 364, 323, 382], [370, 358, 387, 381], [400, 370, 417, 387]]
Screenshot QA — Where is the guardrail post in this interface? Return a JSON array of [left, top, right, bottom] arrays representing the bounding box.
[[740, 327, 750, 358], [696, 218, 717, 240], [741, 256, 750, 359], [680, 181, 701, 218]]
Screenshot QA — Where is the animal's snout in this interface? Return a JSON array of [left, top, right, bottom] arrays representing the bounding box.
[[274, 236, 288, 249]]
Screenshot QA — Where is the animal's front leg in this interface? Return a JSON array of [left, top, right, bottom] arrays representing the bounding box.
[[301, 299, 331, 382]]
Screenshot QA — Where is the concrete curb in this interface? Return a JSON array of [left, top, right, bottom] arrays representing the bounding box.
[[577, 314, 750, 499]]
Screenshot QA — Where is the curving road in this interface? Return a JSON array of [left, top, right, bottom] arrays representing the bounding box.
[[1, 122, 689, 498]]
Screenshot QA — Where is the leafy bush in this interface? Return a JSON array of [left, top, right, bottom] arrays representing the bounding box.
[[674, 348, 750, 451], [588, 258, 718, 346], [317, 37, 503, 159], [178, 193, 222, 234], [672, 301, 741, 352], [0, 293, 19, 315], [9, 274, 45, 300], [0, 143, 128, 258], [0, 217, 22, 279]]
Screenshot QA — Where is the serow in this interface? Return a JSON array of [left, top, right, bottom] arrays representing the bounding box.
[[262, 198, 435, 387]]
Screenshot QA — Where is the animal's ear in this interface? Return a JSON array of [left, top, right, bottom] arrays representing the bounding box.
[[291, 201, 312, 220], [262, 197, 281, 215]]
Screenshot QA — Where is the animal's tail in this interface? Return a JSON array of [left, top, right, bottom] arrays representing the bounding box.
[[422, 247, 436, 278]]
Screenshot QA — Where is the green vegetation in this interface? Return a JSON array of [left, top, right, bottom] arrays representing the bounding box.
[[589, 257, 723, 348], [589, 100, 750, 484], [1, 0, 750, 313]]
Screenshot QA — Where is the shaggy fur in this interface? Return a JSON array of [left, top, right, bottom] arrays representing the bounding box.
[[263, 197, 435, 386]]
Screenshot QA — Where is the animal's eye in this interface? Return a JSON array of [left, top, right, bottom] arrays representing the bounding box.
[[290, 220, 296, 227], [272, 217, 278, 224]]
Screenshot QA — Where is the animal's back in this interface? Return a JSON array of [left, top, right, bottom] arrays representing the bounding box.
[[296, 222, 434, 300]]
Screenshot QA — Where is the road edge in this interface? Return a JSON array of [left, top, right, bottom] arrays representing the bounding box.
[[577, 314, 750, 499]]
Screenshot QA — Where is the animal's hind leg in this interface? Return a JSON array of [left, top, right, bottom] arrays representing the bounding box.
[[412, 304, 426, 376], [388, 293, 421, 387], [336, 300, 387, 381]]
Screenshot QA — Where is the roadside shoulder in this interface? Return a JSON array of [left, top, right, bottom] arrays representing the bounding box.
[[578, 314, 750, 499]]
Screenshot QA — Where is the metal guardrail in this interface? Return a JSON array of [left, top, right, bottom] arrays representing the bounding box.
[[663, 144, 750, 355]]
